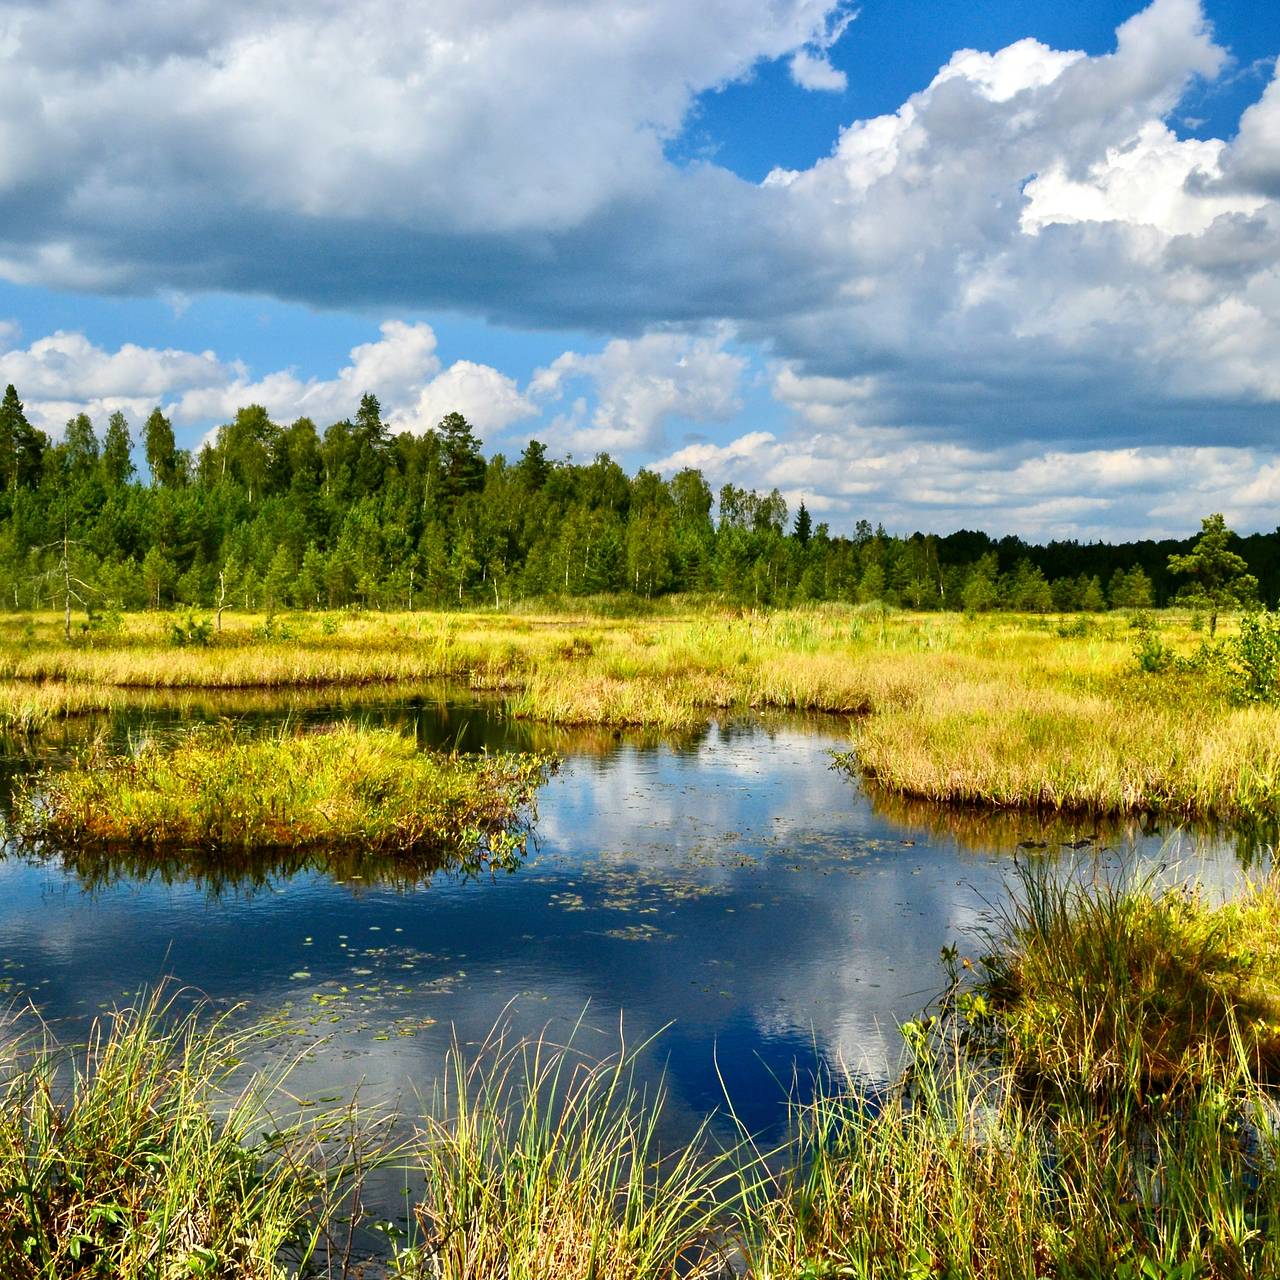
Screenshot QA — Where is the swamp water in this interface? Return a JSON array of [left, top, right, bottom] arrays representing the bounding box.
[[0, 692, 1260, 1234]]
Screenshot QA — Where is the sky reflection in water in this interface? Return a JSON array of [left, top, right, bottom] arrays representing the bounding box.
[[0, 697, 1253, 1204]]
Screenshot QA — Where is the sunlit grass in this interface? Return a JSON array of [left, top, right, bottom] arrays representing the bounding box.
[[0, 989, 360, 1280], [392, 1024, 734, 1279], [3, 605, 1278, 817], [13, 722, 555, 858]]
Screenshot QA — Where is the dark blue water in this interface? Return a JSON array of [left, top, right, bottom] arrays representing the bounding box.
[[0, 693, 1249, 1214]]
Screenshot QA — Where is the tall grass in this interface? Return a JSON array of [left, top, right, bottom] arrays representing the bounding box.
[[9, 866, 1280, 1276], [0, 989, 361, 1279], [392, 1023, 734, 1279], [738, 861, 1280, 1279], [973, 859, 1280, 1092], [13, 723, 555, 859]]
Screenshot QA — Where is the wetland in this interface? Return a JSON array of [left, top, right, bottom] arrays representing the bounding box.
[[1, 607, 1278, 1276]]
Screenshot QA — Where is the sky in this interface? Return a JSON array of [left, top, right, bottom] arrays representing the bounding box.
[[1, 0, 1279, 541]]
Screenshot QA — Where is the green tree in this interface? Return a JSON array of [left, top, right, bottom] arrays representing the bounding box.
[[516, 439, 551, 491], [143, 408, 178, 488], [438, 412, 486, 507], [140, 545, 175, 609], [1109, 565, 1154, 610], [793, 500, 812, 548], [63, 412, 99, 477], [1168, 513, 1257, 635], [101, 410, 135, 487], [263, 545, 295, 611], [1079, 574, 1106, 612], [0, 385, 45, 491]]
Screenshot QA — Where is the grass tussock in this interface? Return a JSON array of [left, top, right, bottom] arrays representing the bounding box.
[[14, 723, 555, 858], [740, 862, 1280, 1280], [0, 990, 354, 1280], [974, 861, 1280, 1092]]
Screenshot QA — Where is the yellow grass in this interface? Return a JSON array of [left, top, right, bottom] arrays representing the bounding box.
[[1, 605, 1275, 818]]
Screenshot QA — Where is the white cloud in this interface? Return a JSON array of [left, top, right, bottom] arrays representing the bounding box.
[[0, 321, 533, 440], [788, 5, 854, 92], [0, 0, 843, 239], [653, 423, 1280, 541], [1218, 58, 1280, 195], [397, 361, 535, 434], [0, 0, 1279, 538], [532, 328, 747, 452], [1022, 122, 1265, 235], [790, 49, 847, 93]]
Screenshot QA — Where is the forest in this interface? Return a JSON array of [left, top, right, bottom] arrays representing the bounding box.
[[1, 381, 1274, 614]]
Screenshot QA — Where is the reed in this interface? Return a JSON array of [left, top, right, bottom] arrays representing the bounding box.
[[973, 859, 1280, 1092], [391, 1023, 734, 1279], [738, 861, 1280, 1279]]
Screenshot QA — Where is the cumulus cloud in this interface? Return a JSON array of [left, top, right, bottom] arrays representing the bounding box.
[[788, 4, 854, 91], [653, 425, 1280, 542], [0, 0, 1279, 531], [0, 321, 534, 439], [531, 328, 747, 453], [789, 49, 848, 93]]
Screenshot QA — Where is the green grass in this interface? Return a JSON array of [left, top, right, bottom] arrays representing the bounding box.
[[391, 1025, 734, 1279], [13, 723, 555, 860], [0, 989, 359, 1280], [738, 861, 1280, 1279], [972, 860, 1280, 1092]]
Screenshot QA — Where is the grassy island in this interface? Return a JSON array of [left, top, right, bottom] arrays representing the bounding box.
[[13, 723, 555, 860]]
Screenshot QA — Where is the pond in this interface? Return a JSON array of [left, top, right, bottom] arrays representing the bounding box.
[[0, 691, 1257, 1230]]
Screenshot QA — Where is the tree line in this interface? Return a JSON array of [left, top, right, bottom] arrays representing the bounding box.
[[0, 383, 1275, 615]]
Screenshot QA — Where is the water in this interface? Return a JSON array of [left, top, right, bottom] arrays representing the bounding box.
[[0, 692, 1254, 1220]]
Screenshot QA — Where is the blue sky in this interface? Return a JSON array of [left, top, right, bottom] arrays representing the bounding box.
[[0, 0, 1278, 539]]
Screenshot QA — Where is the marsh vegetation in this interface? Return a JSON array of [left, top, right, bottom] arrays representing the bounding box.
[[9, 864, 1280, 1278], [14, 722, 554, 862], [4, 602, 1280, 819]]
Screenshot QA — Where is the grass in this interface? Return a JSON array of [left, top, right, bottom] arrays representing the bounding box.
[[12, 723, 555, 860], [392, 1024, 733, 1279], [973, 860, 1280, 1092], [738, 860, 1280, 1280], [11, 865, 1280, 1277], [0, 989, 360, 1280], [4, 605, 1280, 818]]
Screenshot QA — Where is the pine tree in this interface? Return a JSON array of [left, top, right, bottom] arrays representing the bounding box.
[[793, 500, 812, 547], [1168, 514, 1257, 635]]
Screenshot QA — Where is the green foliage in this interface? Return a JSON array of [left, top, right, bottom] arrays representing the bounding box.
[[0, 375, 1274, 618], [1168, 513, 1257, 635], [1230, 607, 1280, 703], [0, 990, 344, 1279], [15, 723, 556, 859], [1132, 618, 1172, 672], [168, 610, 212, 647]]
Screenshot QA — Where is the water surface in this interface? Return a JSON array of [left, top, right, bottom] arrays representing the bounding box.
[[0, 693, 1253, 1216]]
